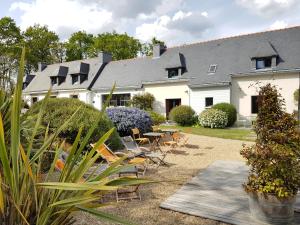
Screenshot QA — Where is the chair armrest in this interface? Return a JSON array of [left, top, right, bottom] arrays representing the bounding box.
[[114, 151, 127, 157], [139, 147, 151, 152]]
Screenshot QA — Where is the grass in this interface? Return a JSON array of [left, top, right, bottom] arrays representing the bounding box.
[[160, 125, 255, 142]]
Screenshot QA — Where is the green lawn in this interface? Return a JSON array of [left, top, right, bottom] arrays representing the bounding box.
[[160, 125, 256, 142]]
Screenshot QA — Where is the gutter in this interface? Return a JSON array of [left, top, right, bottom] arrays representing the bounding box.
[[188, 82, 231, 89], [142, 79, 189, 85], [230, 68, 300, 78]]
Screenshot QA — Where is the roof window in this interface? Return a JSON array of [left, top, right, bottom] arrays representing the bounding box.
[[208, 64, 217, 73]]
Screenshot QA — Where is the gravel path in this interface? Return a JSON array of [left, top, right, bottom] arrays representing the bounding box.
[[74, 134, 253, 225]]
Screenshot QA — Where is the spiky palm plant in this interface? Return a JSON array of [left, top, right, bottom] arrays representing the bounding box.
[[0, 48, 151, 225]]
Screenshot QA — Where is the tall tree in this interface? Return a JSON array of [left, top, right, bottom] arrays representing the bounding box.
[[141, 37, 166, 56], [0, 17, 23, 92], [91, 31, 142, 60], [65, 31, 94, 61], [23, 24, 59, 73]]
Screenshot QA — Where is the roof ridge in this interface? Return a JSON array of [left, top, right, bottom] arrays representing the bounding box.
[[167, 25, 300, 49]]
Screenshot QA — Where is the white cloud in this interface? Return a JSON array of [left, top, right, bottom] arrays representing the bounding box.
[[10, 0, 113, 39], [269, 20, 288, 30], [135, 10, 212, 46], [236, 0, 297, 16]]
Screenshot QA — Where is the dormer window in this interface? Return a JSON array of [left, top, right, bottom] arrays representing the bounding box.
[[51, 77, 57, 86], [80, 74, 88, 83], [256, 57, 272, 70], [168, 68, 179, 79], [72, 75, 79, 85], [208, 64, 217, 74]]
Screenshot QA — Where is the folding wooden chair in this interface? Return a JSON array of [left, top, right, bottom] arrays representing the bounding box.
[[131, 128, 150, 145]]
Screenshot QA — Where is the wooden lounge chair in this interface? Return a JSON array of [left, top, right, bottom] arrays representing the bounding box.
[[55, 151, 141, 202], [121, 136, 168, 167], [92, 143, 148, 176], [131, 128, 150, 145]]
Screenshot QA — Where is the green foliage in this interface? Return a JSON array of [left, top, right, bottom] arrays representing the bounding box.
[[131, 92, 155, 110], [212, 103, 237, 127], [24, 24, 60, 73], [25, 98, 122, 150], [0, 17, 23, 92], [169, 105, 196, 126], [199, 108, 228, 128], [241, 84, 300, 198], [294, 89, 299, 103], [90, 31, 142, 60], [0, 48, 152, 224], [65, 31, 94, 61], [141, 37, 166, 56], [147, 111, 165, 125]]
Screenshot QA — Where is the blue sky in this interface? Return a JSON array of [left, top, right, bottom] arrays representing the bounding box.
[[1, 0, 300, 46]]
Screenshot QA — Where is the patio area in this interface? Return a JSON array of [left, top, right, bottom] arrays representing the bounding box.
[[74, 133, 254, 225]]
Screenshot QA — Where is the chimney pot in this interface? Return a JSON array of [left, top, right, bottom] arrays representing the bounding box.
[[153, 43, 166, 58], [38, 62, 47, 72], [98, 51, 112, 64]]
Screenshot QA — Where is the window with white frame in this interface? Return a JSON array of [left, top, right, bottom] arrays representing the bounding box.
[[205, 97, 214, 107]]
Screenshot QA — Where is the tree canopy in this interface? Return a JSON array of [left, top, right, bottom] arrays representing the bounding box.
[[0, 16, 166, 90]]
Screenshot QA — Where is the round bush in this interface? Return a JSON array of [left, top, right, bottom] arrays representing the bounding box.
[[212, 103, 237, 127], [106, 107, 153, 136], [169, 105, 196, 126], [199, 108, 228, 128], [25, 98, 122, 150], [148, 111, 165, 125]]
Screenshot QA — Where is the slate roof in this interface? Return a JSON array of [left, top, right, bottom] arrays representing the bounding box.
[[23, 57, 104, 93], [92, 26, 300, 90], [24, 26, 300, 94]]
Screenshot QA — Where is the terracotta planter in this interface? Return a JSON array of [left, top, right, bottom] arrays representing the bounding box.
[[248, 192, 296, 225]]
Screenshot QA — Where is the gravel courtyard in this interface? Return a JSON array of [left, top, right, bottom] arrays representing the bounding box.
[[75, 134, 254, 225]]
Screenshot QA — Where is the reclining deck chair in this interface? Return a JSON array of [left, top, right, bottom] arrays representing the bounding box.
[[55, 150, 141, 202], [121, 136, 168, 167]]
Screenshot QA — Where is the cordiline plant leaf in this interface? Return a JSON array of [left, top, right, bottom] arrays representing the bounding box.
[[0, 173, 4, 214], [36, 182, 118, 191], [11, 47, 26, 195], [50, 195, 100, 208]]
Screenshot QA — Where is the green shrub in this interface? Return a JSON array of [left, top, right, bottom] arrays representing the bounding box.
[[294, 89, 299, 103], [212, 103, 237, 127], [148, 111, 166, 125], [241, 84, 300, 198], [169, 105, 196, 126], [130, 92, 155, 110], [25, 98, 122, 150], [199, 108, 228, 128]]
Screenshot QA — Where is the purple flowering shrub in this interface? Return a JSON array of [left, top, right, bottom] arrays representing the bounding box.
[[106, 107, 153, 136]]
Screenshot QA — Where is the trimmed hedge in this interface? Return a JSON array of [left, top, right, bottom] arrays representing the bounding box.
[[106, 107, 153, 136], [199, 108, 228, 128], [212, 103, 237, 127], [169, 105, 196, 126], [148, 111, 166, 125], [25, 98, 122, 150]]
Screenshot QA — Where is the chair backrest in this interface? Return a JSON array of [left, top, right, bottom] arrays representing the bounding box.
[[121, 136, 139, 151], [131, 128, 141, 139], [172, 132, 181, 141], [93, 144, 118, 163], [55, 159, 65, 171], [152, 126, 160, 132]]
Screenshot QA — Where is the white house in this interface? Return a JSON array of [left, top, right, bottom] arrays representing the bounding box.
[[23, 26, 300, 125]]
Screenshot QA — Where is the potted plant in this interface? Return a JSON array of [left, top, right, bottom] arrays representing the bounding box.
[[241, 84, 300, 224]]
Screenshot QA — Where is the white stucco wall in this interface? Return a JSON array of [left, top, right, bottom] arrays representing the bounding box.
[[231, 73, 300, 121], [144, 82, 190, 115], [93, 90, 141, 110], [23, 90, 92, 106], [189, 86, 231, 114]]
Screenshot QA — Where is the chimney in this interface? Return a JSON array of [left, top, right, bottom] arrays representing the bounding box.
[[153, 43, 166, 58], [98, 51, 112, 64], [38, 62, 47, 72]]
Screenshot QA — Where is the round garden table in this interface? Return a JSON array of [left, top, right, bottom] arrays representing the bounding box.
[[143, 132, 164, 150]]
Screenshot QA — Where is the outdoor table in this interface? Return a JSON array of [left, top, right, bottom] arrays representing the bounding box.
[[143, 132, 164, 150]]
